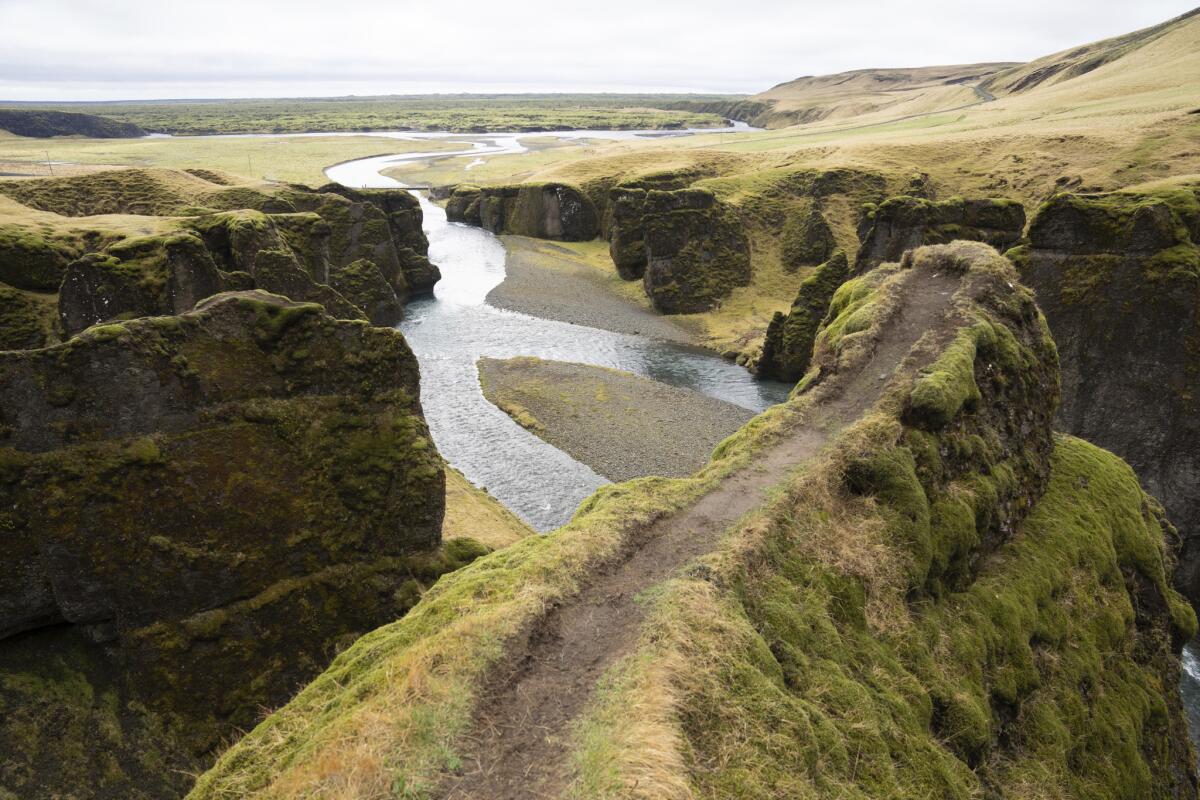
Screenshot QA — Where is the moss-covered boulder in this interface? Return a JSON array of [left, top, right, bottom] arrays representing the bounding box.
[[0, 290, 470, 799], [757, 251, 847, 381], [641, 188, 752, 313], [445, 183, 600, 241], [1009, 186, 1200, 607], [0, 284, 58, 350], [855, 195, 1026, 272], [781, 203, 835, 270]]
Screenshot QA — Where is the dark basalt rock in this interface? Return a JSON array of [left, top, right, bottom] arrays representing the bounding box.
[[608, 187, 649, 280], [855, 195, 1026, 273], [58, 233, 224, 336], [641, 188, 752, 314], [1010, 187, 1200, 608], [445, 183, 600, 241], [0, 291, 469, 798], [757, 251, 848, 381], [330, 258, 404, 326]]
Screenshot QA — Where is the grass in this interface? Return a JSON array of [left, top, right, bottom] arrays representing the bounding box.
[[442, 466, 533, 551], [0, 133, 465, 186], [1, 95, 732, 136]]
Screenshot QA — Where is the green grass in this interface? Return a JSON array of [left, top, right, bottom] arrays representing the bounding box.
[[3, 95, 734, 136]]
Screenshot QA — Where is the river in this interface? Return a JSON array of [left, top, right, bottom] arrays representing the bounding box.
[[325, 124, 788, 531]]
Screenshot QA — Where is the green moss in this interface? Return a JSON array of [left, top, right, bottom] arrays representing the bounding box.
[[757, 251, 848, 381]]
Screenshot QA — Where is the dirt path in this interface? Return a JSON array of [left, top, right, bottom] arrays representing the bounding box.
[[439, 267, 960, 800]]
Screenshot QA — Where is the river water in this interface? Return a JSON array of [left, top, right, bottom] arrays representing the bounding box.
[[325, 125, 788, 530]]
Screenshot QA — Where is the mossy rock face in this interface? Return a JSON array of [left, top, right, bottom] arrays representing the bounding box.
[[330, 258, 403, 326], [317, 185, 441, 295], [0, 291, 466, 798], [608, 187, 649, 280], [1013, 186, 1200, 608], [780, 204, 835, 270], [0, 284, 58, 351], [445, 182, 600, 241], [0, 227, 73, 292], [855, 195, 1026, 273], [58, 233, 223, 337], [641, 188, 752, 313], [757, 251, 847, 381]]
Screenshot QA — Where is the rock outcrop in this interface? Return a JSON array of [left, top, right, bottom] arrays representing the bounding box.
[[0, 291, 475, 799], [855, 195, 1025, 272], [1009, 186, 1200, 607], [0, 172, 439, 339], [445, 183, 600, 241], [756, 250, 847, 381], [781, 203, 835, 269], [640, 188, 752, 313]]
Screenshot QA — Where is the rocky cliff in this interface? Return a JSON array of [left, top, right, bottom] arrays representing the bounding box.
[[756, 250, 847, 381], [0, 170, 467, 799], [1009, 186, 1200, 609], [0, 170, 439, 340], [639, 187, 752, 313], [0, 291, 478, 799], [855, 195, 1026, 273], [446, 183, 600, 241]]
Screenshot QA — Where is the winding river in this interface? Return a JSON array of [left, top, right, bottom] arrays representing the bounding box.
[[325, 125, 789, 531]]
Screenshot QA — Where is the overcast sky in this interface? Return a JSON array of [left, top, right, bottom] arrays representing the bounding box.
[[0, 0, 1194, 101]]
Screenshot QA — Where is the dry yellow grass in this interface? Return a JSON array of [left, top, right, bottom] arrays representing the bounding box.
[[442, 466, 533, 551]]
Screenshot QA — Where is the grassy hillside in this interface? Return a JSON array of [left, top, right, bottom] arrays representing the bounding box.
[[984, 7, 1200, 98], [0, 109, 145, 139], [747, 63, 1014, 129]]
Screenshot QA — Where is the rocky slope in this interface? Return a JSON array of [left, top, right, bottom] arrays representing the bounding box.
[[0, 169, 477, 799], [1010, 184, 1200, 608]]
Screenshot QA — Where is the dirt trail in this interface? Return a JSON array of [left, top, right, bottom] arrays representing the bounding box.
[[439, 267, 960, 800]]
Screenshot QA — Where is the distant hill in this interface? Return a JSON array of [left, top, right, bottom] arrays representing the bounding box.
[[737, 6, 1200, 129], [0, 109, 146, 138], [746, 63, 1017, 128], [983, 7, 1200, 97]]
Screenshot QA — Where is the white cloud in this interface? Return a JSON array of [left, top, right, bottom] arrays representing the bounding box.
[[0, 0, 1194, 100]]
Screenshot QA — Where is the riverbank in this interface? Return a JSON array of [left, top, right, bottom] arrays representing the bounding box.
[[477, 356, 754, 481], [487, 236, 703, 345]]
